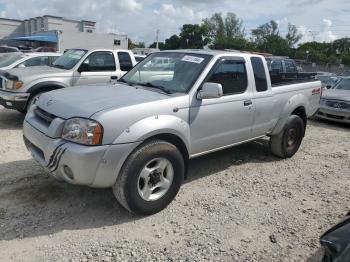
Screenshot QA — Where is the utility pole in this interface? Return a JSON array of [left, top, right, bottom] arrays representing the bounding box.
[[156, 29, 159, 49]]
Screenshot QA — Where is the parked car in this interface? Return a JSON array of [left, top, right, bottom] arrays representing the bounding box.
[[265, 56, 316, 84], [134, 54, 146, 63], [338, 70, 350, 77], [0, 48, 137, 112], [0, 46, 20, 54], [0, 46, 22, 59], [33, 47, 57, 53], [316, 77, 350, 123], [22, 50, 321, 215], [315, 72, 339, 89], [0, 52, 61, 70], [320, 211, 350, 262]]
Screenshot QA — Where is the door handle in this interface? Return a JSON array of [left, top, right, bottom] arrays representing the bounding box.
[[244, 100, 252, 106], [111, 76, 118, 80]]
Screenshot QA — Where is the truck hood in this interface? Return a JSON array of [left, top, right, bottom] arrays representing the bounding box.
[[4, 66, 69, 81], [322, 89, 350, 101], [36, 84, 171, 119]]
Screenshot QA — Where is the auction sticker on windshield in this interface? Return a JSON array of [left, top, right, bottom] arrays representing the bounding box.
[[181, 55, 204, 64]]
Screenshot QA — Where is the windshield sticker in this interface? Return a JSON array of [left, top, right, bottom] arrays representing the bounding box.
[[181, 55, 204, 64]]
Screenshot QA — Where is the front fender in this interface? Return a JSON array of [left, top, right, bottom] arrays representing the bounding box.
[[271, 94, 308, 135], [113, 115, 191, 152], [27, 81, 68, 94]]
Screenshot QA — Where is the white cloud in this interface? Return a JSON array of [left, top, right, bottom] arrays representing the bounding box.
[[0, 0, 349, 45]]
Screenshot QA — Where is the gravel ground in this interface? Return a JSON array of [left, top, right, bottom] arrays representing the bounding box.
[[0, 107, 349, 262]]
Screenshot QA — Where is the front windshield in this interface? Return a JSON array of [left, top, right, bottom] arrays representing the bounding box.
[[334, 78, 350, 90], [0, 54, 24, 67], [120, 52, 212, 93], [52, 49, 87, 70]]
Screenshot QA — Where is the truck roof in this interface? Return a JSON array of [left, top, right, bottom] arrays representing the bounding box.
[[159, 49, 265, 59]]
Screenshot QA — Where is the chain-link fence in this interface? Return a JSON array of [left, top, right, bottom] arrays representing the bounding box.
[[296, 61, 350, 74]]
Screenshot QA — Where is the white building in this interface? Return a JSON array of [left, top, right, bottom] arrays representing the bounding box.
[[0, 15, 128, 51]]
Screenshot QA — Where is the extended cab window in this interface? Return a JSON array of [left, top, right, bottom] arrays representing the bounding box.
[[207, 60, 247, 95], [251, 57, 268, 92], [82, 51, 116, 71], [118, 52, 133, 71]]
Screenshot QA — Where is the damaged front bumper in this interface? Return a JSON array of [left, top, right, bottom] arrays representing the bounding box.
[[23, 119, 141, 188]]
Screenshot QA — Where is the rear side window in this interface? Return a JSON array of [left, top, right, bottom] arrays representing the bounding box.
[[118, 52, 133, 71], [208, 60, 247, 95], [251, 57, 268, 92]]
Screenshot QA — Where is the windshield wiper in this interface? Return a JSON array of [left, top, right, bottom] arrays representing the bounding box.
[[138, 82, 173, 94]]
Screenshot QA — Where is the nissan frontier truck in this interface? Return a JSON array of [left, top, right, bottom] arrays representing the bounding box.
[[23, 50, 321, 215]]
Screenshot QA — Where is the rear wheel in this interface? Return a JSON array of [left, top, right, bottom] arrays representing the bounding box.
[[270, 115, 305, 158], [113, 139, 184, 215]]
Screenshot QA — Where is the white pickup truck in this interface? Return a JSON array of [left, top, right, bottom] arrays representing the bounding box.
[[0, 49, 137, 112], [23, 50, 321, 215]]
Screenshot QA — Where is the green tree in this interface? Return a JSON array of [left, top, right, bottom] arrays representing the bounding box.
[[149, 42, 166, 50], [128, 38, 145, 49], [251, 20, 291, 55], [251, 20, 279, 47], [164, 34, 181, 50], [178, 24, 210, 49], [203, 12, 245, 49], [286, 23, 302, 47]]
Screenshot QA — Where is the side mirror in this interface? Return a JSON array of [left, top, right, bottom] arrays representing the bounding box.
[[18, 64, 26, 68], [78, 63, 89, 73], [326, 85, 332, 89], [197, 82, 223, 100]]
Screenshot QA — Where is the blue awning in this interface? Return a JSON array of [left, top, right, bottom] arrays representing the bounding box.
[[11, 34, 57, 43]]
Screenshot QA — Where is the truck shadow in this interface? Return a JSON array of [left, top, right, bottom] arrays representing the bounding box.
[[0, 159, 135, 241], [186, 138, 280, 183], [0, 109, 24, 130], [0, 138, 280, 241]]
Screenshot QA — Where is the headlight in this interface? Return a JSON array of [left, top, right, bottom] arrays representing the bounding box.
[[62, 118, 103, 145], [5, 80, 23, 90]]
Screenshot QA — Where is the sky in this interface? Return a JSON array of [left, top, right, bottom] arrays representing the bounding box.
[[0, 0, 349, 45]]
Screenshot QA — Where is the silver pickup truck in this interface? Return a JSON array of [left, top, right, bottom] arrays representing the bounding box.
[[0, 48, 136, 112], [23, 50, 321, 215]]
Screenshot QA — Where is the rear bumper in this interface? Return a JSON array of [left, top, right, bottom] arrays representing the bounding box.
[[23, 120, 141, 188], [0, 89, 29, 110], [316, 106, 350, 124]]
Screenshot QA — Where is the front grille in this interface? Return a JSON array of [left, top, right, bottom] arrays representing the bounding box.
[[326, 114, 345, 120], [326, 100, 349, 110], [34, 107, 56, 124]]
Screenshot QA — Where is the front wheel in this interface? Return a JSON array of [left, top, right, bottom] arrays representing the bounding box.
[[113, 140, 185, 215], [270, 115, 305, 158]]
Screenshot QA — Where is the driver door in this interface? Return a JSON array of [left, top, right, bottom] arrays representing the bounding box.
[[72, 51, 116, 86], [189, 57, 255, 155]]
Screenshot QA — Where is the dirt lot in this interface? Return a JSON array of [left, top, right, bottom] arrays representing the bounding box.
[[0, 107, 349, 262]]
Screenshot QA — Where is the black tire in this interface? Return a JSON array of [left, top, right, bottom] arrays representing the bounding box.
[[113, 139, 185, 215], [270, 115, 305, 158]]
